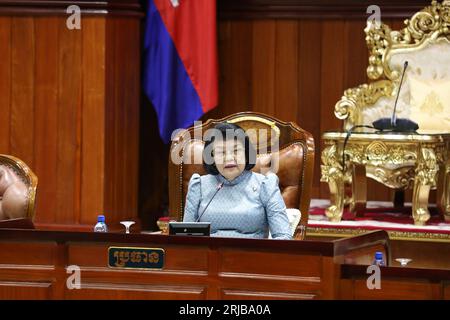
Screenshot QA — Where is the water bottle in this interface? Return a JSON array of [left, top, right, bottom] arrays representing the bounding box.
[[94, 215, 108, 232], [373, 251, 385, 266]]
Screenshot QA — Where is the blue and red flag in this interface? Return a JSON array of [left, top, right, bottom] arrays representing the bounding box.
[[143, 0, 219, 143]]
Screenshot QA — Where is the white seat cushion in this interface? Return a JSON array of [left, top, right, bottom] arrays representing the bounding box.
[[268, 208, 301, 238]]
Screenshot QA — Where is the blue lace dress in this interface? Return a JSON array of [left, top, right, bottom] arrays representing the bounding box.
[[183, 170, 292, 240]]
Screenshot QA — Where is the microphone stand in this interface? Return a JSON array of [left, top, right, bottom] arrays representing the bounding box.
[[195, 182, 224, 222], [372, 60, 419, 132]]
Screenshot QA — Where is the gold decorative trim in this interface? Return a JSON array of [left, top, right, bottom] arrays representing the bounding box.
[[306, 226, 450, 243], [323, 132, 450, 142], [334, 80, 393, 129], [107, 246, 165, 271], [367, 0, 450, 81], [227, 116, 281, 138]]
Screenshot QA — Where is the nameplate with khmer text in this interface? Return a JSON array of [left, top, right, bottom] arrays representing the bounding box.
[[108, 247, 165, 270]]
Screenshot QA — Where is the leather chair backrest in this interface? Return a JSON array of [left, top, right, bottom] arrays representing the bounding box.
[[168, 112, 314, 239], [0, 155, 37, 221]]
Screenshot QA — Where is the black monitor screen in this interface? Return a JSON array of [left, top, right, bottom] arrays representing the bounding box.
[[169, 222, 211, 236]]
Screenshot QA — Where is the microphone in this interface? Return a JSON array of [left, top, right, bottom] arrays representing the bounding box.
[[372, 61, 419, 132], [195, 182, 224, 222]]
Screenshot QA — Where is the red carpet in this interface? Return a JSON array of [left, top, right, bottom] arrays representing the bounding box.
[[307, 200, 450, 239]]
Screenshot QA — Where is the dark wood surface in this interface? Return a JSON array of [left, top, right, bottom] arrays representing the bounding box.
[[340, 264, 450, 299], [0, 0, 143, 16], [218, 0, 430, 19], [0, 228, 447, 300], [0, 218, 35, 229], [0, 229, 389, 299], [341, 264, 450, 282], [309, 234, 450, 299], [0, 229, 389, 255]]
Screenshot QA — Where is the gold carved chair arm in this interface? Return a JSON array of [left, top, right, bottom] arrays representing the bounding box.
[[334, 80, 394, 130]]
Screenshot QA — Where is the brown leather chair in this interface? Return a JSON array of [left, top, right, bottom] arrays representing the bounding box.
[[0, 155, 37, 221], [168, 112, 315, 239]]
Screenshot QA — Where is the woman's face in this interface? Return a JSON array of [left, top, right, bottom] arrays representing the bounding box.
[[213, 139, 246, 181]]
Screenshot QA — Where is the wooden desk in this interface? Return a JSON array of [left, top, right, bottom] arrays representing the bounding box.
[[341, 264, 450, 300], [0, 229, 389, 300]]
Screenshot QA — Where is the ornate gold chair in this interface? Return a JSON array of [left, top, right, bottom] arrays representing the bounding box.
[[0, 155, 38, 221], [168, 112, 315, 239], [321, 0, 450, 225]]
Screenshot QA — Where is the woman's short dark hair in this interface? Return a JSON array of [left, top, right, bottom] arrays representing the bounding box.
[[203, 122, 256, 175]]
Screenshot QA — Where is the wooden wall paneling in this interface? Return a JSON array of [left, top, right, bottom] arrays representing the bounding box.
[[104, 17, 117, 224], [56, 19, 82, 225], [344, 19, 391, 202], [230, 21, 253, 115], [274, 20, 299, 123], [34, 17, 59, 224], [298, 20, 322, 197], [81, 17, 106, 225], [0, 1, 143, 230], [120, 17, 140, 224], [115, 19, 127, 222], [207, 20, 254, 121], [213, 21, 232, 121], [343, 20, 367, 88], [104, 18, 140, 225], [10, 17, 35, 167], [0, 17, 11, 154], [212, 20, 231, 120], [319, 20, 346, 199], [138, 99, 170, 229], [252, 20, 276, 116]]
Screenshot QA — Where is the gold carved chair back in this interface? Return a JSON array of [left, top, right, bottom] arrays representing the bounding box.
[[335, 0, 450, 134]]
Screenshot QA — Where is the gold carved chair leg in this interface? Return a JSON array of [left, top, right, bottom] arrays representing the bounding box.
[[439, 162, 450, 222], [350, 164, 367, 217], [321, 145, 345, 222], [445, 163, 450, 221], [412, 147, 439, 226]]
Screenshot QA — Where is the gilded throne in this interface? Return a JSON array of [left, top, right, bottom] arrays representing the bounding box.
[[321, 0, 450, 225]]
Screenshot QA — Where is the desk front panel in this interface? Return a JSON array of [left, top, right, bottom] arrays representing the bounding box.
[[0, 240, 333, 300]]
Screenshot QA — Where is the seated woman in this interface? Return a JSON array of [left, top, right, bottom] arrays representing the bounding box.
[[183, 122, 292, 240]]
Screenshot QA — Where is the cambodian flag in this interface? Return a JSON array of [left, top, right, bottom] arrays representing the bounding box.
[[143, 0, 219, 143]]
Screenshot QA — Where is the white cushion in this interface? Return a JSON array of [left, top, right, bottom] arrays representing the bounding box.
[[268, 208, 301, 238], [408, 77, 450, 133]]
